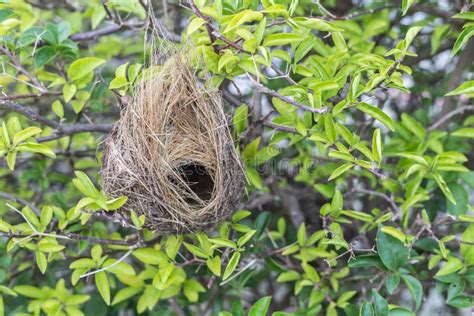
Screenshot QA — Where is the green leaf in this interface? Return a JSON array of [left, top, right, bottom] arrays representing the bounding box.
[[433, 173, 456, 205], [297, 223, 306, 246], [328, 163, 353, 181], [386, 274, 400, 294], [69, 258, 96, 269], [447, 295, 472, 308], [237, 230, 256, 247], [12, 127, 42, 147], [17, 143, 56, 158], [184, 242, 210, 259], [293, 17, 343, 32], [72, 171, 101, 199], [223, 251, 241, 280], [453, 12, 474, 20], [132, 248, 166, 265], [36, 251, 47, 274], [207, 256, 221, 276], [341, 210, 373, 222], [435, 257, 463, 276], [376, 225, 409, 271], [348, 255, 386, 270], [112, 287, 141, 306], [263, 33, 305, 46], [103, 259, 135, 276], [401, 113, 425, 140], [451, 127, 474, 138], [372, 289, 389, 316], [461, 224, 474, 265], [248, 296, 272, 316], [402, 0, 416, 16], [451, 25, 474, 56], [63, 83, 77, 102], [187, 17, 206, 35], [38, 242, 65, 253], [400, 274, 422, 310], [360, 302, 374, 316], [22, 207, 40, 228], [95, 271, 110, 305], [34, 46, 56, 68], [52, 100, 64, 118], [380, 226, 407, 244], [14, 285, 45, 299], [0, 9, 15, 22], [68, 57, 106, 82], [357, 103, 395, 131], [446, 183, 468, 215], [6, 151, 16, 171], [233, 104, 248, 135], [445, 80, 474, 96], [223, 10, 263, 34], [324, 115, 337, 142], [105, 196, 128, 211], [372, 128, 382, 163]]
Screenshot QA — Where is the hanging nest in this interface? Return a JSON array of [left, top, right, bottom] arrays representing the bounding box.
[[100, 52, 245, 235]]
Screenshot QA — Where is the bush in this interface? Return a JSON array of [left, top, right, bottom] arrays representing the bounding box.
[[0, 0, 473, 315]]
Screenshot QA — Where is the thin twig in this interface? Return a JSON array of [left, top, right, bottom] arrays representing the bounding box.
[[252, 80, 328, 114], [428, 105, 474, 131], [80, 248, 135, 278]]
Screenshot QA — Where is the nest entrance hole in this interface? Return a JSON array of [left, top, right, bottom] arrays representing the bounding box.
[[178, 164, 214, 203]]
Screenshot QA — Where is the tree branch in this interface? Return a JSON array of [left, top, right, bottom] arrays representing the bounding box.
[[37, 123, 113, 142], [0, 100, 58, 128], [69, 21, 145, 41], [0, 192, 41, 215], [428, 105, 474, 131]]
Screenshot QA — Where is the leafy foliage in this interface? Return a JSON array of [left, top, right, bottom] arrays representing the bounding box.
[[0, 0, 473, 315]]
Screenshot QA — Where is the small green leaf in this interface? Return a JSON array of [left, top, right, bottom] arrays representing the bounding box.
[[376, 225, 409, 271], [451, 127, 474, 138], [68, 57, 105, 82], [372, 128, 382, 163], [6, 152, 16, 171], [263, 33, 305, 46], [34, 46, 56, 68], [372, 289, 389, 316], [132, 248, 166, 265], [400, 274, 423, 310], [433, 173, 456, 205], [435, 257, 463, 276], [36, 251, 47, 274], [357, 103, 395, 131], [223, 251, 241, 280], [12, 127, 42, 146], [95, 271, 110, 305], [52, 100, 64, 118], [207, 256, 221, 277], [63, 83, 76, 102], [38, 243, 65, 253], [233, 105, 248, 135], [380, 226, 407, 244], [184, 242, 210, 259], [451, 25, 474, 56], [402, 0, 416, 16], [328, 163, 353, 181], [17, 143, 56, 158], [112, 287, 141, 306], [187, 17, 206, 35], [248, 296, 272, 316], [386, 274, 400, 294]]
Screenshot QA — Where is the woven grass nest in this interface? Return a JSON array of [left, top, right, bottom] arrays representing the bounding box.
[[101, 52, 245, 235]]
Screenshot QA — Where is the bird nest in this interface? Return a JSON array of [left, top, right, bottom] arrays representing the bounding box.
[[101, 53, 245, 235]]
